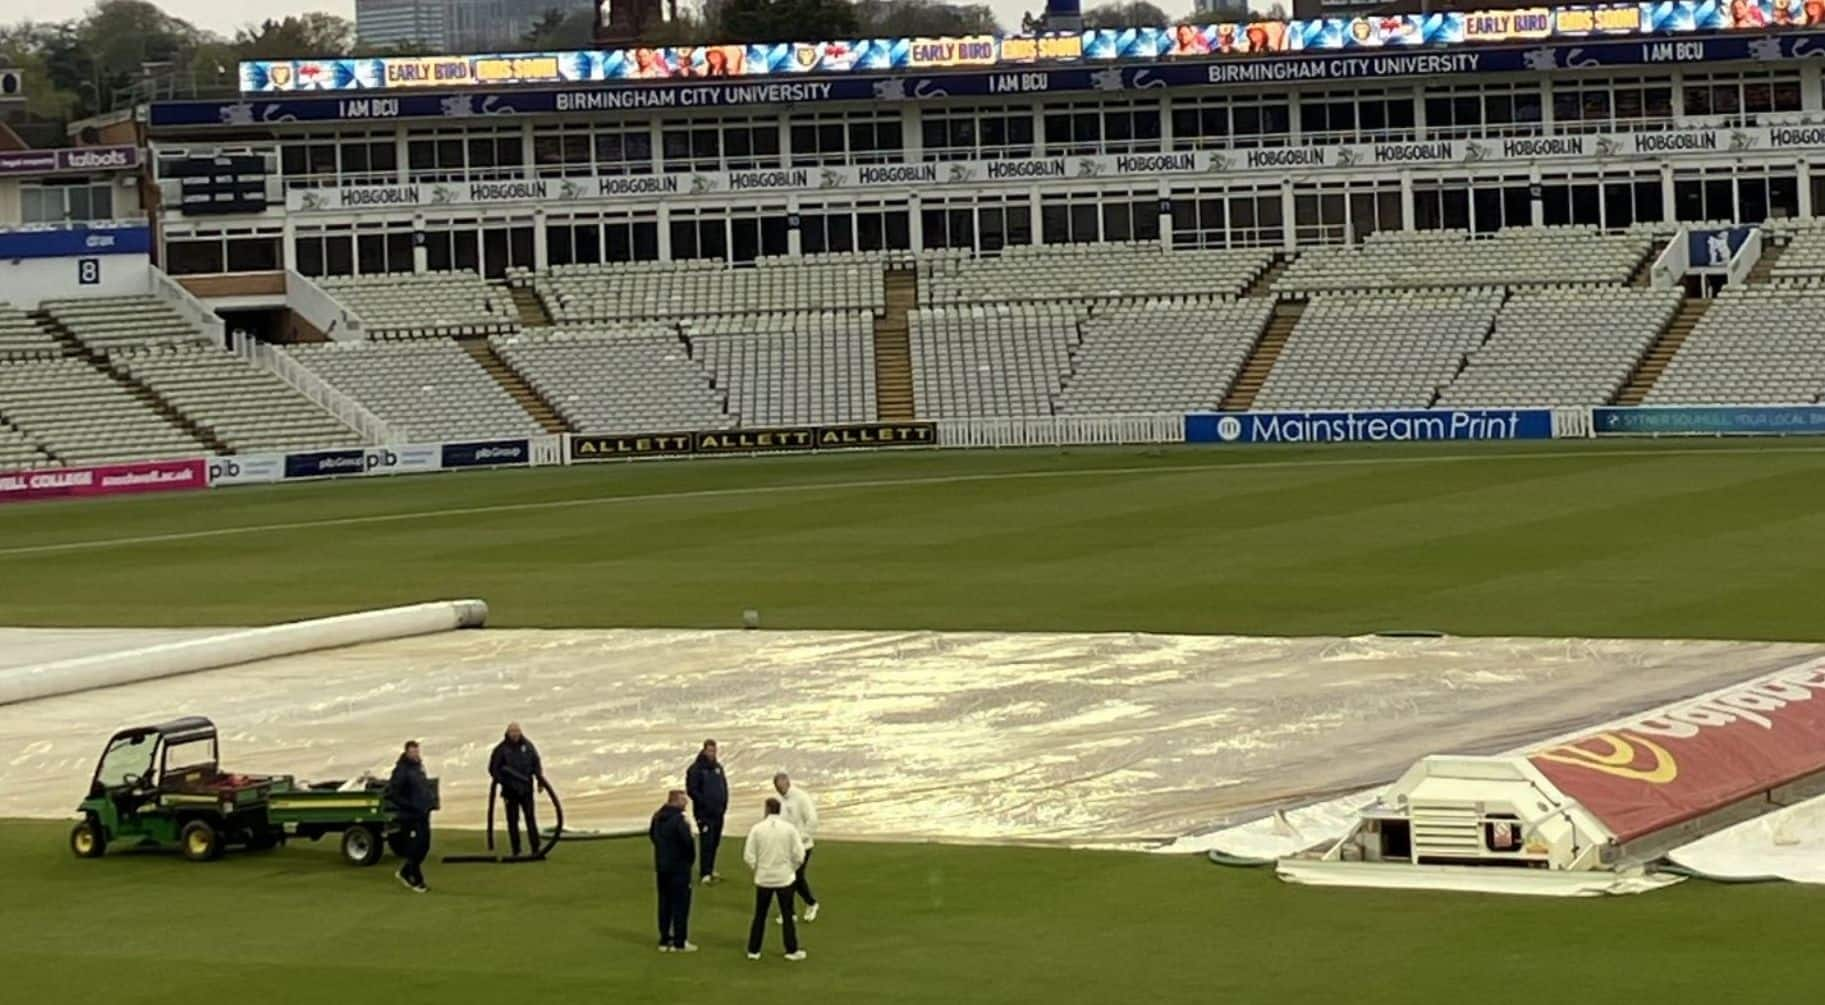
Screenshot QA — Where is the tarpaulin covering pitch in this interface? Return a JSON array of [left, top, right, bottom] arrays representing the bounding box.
[[0, 628, 1816, 846], [1531, 658, 1825, 843], [1669, 793, 1825, 883]]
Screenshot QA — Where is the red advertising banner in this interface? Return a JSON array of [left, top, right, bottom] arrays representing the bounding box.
[[1530, 658, 1825, 842], [0, 458, 207, 504]]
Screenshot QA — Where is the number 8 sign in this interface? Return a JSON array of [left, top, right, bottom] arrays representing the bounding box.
[[77, 258, 101, 286]]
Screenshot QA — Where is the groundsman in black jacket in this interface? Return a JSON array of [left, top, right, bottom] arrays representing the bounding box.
[[488, 722, 544, 857], [384, 740, 435, 892], [685, 739, 729, 883], [650, 790, 697, 952]]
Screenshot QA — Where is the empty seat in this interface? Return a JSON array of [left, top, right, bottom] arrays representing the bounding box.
[[109, 343, 364, 453], [0, 357, 204, 465], [319, 271, 518, 340], [1646, 287, 1825, 404], [283, 340, 544, 441]]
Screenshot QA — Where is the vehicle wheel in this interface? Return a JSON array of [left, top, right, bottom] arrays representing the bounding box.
[[70, 820, 106, 859], [180, 820, 223, 862], [341, 825, 384, 867], [246, 830, 281, 852]]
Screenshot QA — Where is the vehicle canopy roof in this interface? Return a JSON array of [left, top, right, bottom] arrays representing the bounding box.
[[107, 717, 216, 746]]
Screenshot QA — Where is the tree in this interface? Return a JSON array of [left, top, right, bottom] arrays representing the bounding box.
[[1082, 2, 1170, 28], [0, 25, 81, 123], [714, 0, 860, 43], [1201, 0, 1250, 18], [641, 12, 715, 46], [1, 1, 229, 126], [234, 14, 355, 58], [522, 7, 598, 49], [856, 0, 1000, 36], [51, 0, 217, 114], [187, 39, 241, 93]]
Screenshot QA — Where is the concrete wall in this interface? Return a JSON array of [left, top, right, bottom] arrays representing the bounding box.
[[0, 254, 149, 309]]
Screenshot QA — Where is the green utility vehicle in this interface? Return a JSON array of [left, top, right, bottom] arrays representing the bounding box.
[[70, 716, 435, 867]]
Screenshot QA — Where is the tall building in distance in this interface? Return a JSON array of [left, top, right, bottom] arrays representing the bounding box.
[[358, 0, 598, 53], [355, 0, 450, 51], [597, 0, 667, 45]]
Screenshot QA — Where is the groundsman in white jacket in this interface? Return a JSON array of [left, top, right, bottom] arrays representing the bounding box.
[[743, 804, 805, 888], [775, 774, 818, 849], [773, 773, 821, 919], [743, 798, 807, 960]]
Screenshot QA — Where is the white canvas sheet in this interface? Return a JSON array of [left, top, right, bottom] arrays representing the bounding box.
[[0, 627, 1814, 848], [1668, 794, 1825, 884]]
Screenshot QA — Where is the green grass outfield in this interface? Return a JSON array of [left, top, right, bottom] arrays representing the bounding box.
[[6, 819, 1824, 1004], [5, 440, 1825, 1002], [0, 439, 1822, 639]]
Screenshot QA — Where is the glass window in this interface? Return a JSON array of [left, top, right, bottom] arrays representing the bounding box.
[[357, 233, 386, 275], [96, 734, 156, 789], [296, 235, 325, 277], [280, 145, 308, 177], [633, 221, 660, 261], [576, 223, 602, 263], [165, 239, 225, 275], [227, 236, 280, 272], [606, 222, 633, 262], [327, 234, 355, 275], [549, 225, 574, 267]]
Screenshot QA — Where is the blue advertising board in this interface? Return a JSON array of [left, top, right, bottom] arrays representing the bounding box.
[[1592, 405, 1825, 436], [0, 225, 151, 260], [1186, 409, 1556, 444], [441, 438, 530, 468], [283, 448, 366, 479]]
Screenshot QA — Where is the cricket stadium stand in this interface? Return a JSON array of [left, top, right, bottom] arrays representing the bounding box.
[[7, 6, 1825, 470]]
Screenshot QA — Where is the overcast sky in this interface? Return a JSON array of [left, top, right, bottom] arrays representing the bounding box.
[[7, 1, 1228, 43]]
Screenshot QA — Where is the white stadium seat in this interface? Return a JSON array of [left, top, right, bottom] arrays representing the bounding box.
[[0, 357, 204, 466], [109, 344, 364, 453], [319, 271, 518, 340], [284, 340, 545, 441], [1646, 287, 1825, 405], [1257, 291, 1503, 411]]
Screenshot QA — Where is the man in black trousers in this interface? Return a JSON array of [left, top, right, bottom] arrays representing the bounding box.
[[384, 740, 436, 893], [649, 789, 697, 953], [488, 722, 544, 859], [743, 797, 807, 961], [685, 739, 728, 885]]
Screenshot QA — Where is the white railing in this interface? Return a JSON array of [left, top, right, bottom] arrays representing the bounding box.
[[1649, 230, 1689, 290], [935, 413, 1184, 449], [149, 265, 227, 346], [284, 269, 367, 341], [531, 434, 564, 466], [1726, 227, 1764, 287], [1551, 407, 1593, 439], [230, 334, 400, 444]]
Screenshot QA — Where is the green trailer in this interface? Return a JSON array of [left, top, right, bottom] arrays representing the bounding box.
[[70, 716, 435, 867]]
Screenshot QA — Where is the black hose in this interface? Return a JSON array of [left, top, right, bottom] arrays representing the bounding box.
[[443, 775, 563, 864], [533, 777, 564, 859], [485, 779, 498, 852]]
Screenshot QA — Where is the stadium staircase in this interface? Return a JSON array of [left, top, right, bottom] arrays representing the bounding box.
[[1629, 240, 1669, 288], [1242, 254, 1289, 299], [1613, 297, 1711, 405], [506, 284, 554, 328], [1220, 300, 1303, 412], [283, 310, 332, 343], [874, 269, 918, 421], [31, 310, 223, 455], [457, 337, 570, 434], [1744, 240, 1786, 285]]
